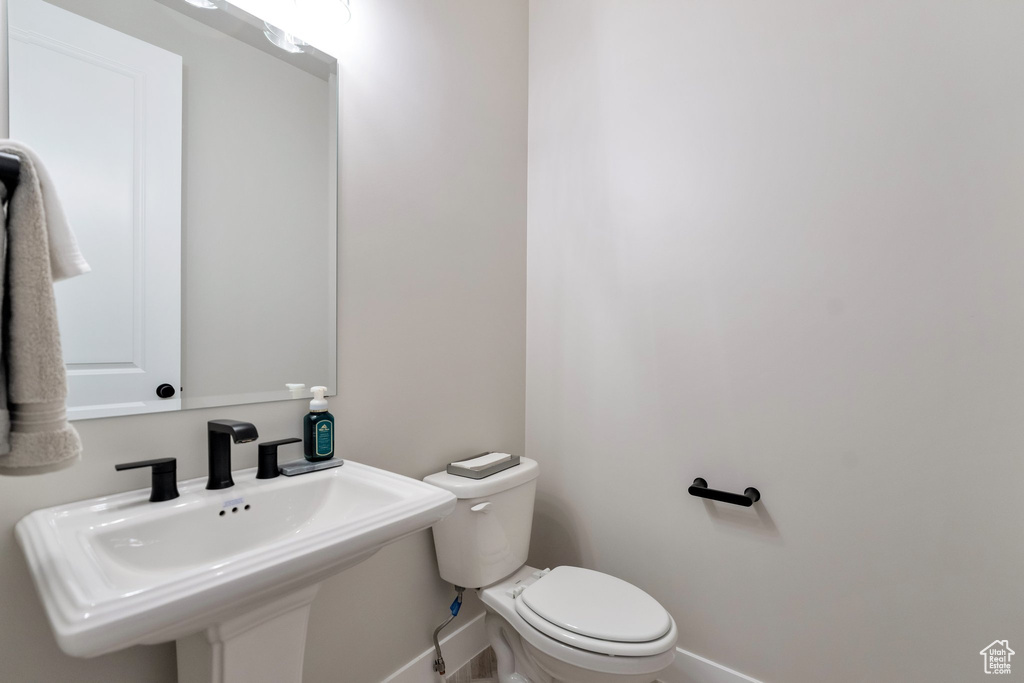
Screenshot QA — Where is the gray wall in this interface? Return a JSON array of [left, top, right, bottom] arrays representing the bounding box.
[[525, 1, 1024, 681], [0, 1, 527, 682], [307, 0, 527, 680]]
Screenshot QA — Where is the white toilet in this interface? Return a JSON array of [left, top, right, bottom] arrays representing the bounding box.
[[425, 457, 677, 683]]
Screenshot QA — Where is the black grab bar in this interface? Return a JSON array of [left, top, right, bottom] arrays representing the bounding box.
[[688, 478, 760, 507]]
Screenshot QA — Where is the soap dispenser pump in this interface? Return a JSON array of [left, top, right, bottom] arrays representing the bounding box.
[[303, 386, 335, 462]]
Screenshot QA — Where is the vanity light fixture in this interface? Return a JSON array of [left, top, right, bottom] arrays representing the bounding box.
[[263, 22, 306, 53], [182, 0, 218, 8], [262, 0, 350, 54], [264, 0, 308, 53]]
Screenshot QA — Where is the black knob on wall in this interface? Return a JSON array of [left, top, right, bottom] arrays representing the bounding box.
[[156, 383, 176, 399]]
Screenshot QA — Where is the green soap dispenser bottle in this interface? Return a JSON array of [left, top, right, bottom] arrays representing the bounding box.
[[303, 386, 334, 461]]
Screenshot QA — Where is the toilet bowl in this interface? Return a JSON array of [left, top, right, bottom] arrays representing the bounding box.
[[425, 457, 677, 683], [480, 565, 677, 683]]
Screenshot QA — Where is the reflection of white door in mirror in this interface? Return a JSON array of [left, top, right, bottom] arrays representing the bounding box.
[[9, 0, 182, 419]]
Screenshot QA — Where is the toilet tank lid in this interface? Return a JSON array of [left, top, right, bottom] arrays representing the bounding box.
[[424, 457, 539, 499]]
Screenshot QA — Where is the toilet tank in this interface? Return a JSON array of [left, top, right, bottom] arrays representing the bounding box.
[[424, 457, 539, 588]]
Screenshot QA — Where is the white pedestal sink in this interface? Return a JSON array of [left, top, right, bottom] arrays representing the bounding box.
[[16, 460, 456, 683]]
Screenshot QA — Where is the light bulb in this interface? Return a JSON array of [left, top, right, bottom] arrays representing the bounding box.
[[264, 22, 306, 54]]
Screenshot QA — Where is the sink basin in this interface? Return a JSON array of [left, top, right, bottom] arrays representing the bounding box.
[[16, 460, 456, 661]]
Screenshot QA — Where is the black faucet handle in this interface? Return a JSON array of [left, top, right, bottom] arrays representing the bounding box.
[[115, 458, 180, 502], [257, 438, 302, 479], [115, 457, 176, 473]]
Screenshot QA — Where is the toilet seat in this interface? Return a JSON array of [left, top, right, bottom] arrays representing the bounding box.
[[513, 566, 677, 657], [480, 565, 678, 679]]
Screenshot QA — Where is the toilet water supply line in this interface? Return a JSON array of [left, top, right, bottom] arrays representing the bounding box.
[[432, 586, 465, 676]]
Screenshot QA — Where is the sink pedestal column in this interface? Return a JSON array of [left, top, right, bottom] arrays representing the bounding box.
[[175, 584, 321, 683]]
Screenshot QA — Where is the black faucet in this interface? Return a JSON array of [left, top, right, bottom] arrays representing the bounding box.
[[207, 419, 259, 490]]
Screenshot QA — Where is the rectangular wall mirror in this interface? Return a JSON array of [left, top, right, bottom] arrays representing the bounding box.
[[5, 0, 338, 419]]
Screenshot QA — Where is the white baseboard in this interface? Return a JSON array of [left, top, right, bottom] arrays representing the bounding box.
[[663, 648, 763, 683], [380, 614, 762, 683], [381, 613, 489, 683]]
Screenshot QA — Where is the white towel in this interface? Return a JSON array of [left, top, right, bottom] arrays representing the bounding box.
[[4, 142, 90, 281], [0, 140, 89, 475]]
